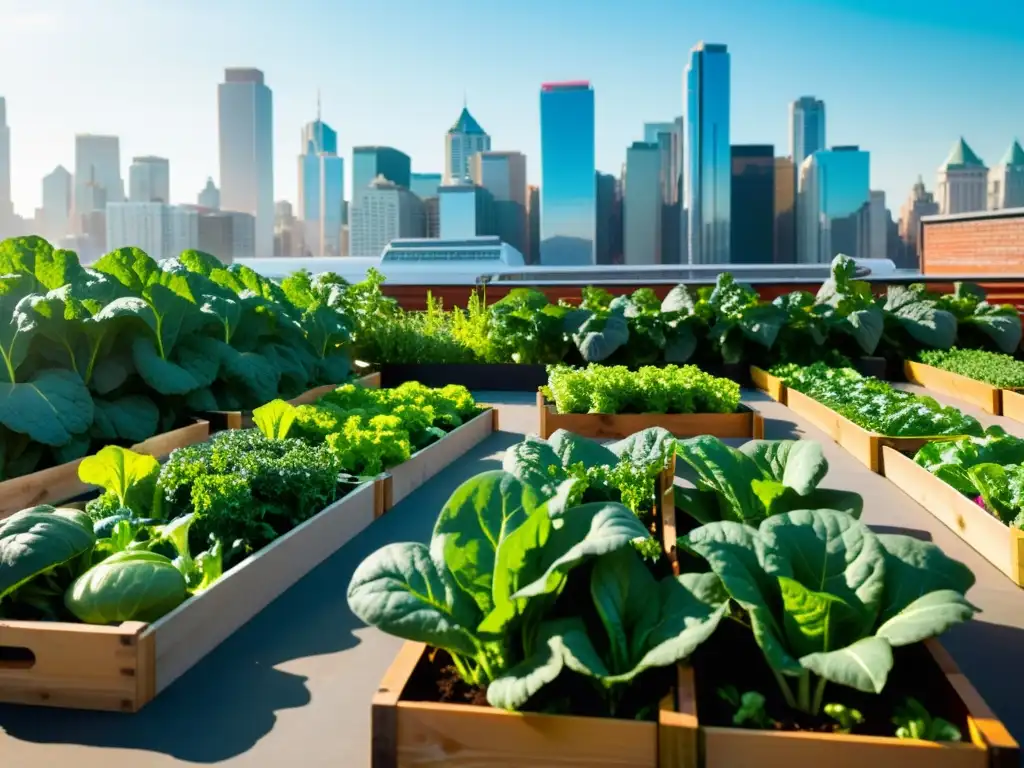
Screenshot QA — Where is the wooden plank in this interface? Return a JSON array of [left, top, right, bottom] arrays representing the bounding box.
[[538, 395, 759, 441], [1002, 390, 1024, 423], [146, 480, 379, 695], [905, 361, 1002, 415], [383, 409, 496, 511], [0, 621, 149, 711], [0, 419, 211, 520], [750, 366, 787, 404], [659, 665, 698, 768], [356, 371, 382, 389], [372, 641, 424, 768], [881, 447, 1022, 586]]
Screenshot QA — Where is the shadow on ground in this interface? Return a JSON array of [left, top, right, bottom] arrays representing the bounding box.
[[0, 430, 516, 763]]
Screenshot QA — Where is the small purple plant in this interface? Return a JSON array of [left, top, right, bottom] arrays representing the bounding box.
[[973, 495, 987, 511]]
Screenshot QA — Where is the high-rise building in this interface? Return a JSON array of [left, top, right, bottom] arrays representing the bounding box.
[[539, 81, 596, 265], [128, 156, 170, 203], [106, 202, 199, 261], [218, 68, 273, 258], [470, 150, 528, 257], [352, 146, 411, 196], [439, 181, 495, 239], [527, 185, 540, 265], [730, 145, 775, 264], [797, 146, 870, 264], [74, 135, 123, 222], [898, 176, 939, 265], [197, 178, 220, 210], [868, 190, 887, 261], [423, 197, 440, 238], [623, 141, 662, 265], [936, 138, 987, 215], [988, 140, 1024, 211], [595, 172, 621, 265], [41, 165, 72, 241], [410, 172, 443, 200], [789, 97, 826, 185], [445, 107, 491, 184], [0, 97, 12, 228], [350, 176, 424, 257], [644, 118, 684, 205], [773, 156, 796, 263], [297, 105, 345, 257], [686, 42, 731, 264]]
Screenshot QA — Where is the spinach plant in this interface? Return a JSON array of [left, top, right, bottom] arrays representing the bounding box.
[[937, 282, 1021, 354]]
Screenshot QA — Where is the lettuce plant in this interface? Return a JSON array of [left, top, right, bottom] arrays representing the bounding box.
[[704, 274, 787, 364], [674, 437, 863, 525], [937, 282, 1022, 354], [813, 254, 885, 356], [683, 509, 977, 715], [347, 469, 727, 716]]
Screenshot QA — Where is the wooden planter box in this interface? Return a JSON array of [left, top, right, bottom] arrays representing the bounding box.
[[0, 419, 211, 521], [382, 408, 500, 511], [882, 446, 1024, 587], [904, 361, 1017, 415], [750, 366, 787, 404], [537, 393, 764, 441], [371, 641, 697, 768], [0, 479, 385, 712], [1000, 390, 1024, 423], [785, 389, 953, 474], [665, 638, 1017, 768], [199, 371, 382, 431]]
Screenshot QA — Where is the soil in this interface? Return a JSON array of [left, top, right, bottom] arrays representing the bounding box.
[[693, 621, 972, 738], [403, 647, 490, 707]]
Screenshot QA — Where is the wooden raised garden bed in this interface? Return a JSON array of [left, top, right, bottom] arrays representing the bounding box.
[[904, 361, 1015, 415], [750, 366, 787, 404], [0, 479, 385, 712], [370, 640, 697, 768], [665, 637, 1016, 768], [784, 388, 954, 474], [1000, 390, 1024, 423], [537, 392, 764, 441], [199, 371, 382, 431], [382, 407, 500, 512], [882, 446, 1024, 587], [0, 419, 211, 521]]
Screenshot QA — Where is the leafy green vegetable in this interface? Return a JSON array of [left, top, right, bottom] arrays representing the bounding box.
[[814, 254, 885, 355], [918, 347, 1024, 389], [823, 702, 864, 733], [80, 445, 163, 518], [0, 506, 95, 600], [64, 550, 187, 623], [937, 282, 1022, 354], [682, 509, 977, 715], [892, 697, 962, 742], [252, 398, 297, 440], [718, 686, 774, 729]]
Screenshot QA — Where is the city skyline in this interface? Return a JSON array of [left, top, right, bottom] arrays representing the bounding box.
[[2, 0, 1022, 219]]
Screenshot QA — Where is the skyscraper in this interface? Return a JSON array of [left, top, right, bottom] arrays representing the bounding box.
[[410, 172, 443, 200], [730, 145, 775, 264], [789, 97, 826, 184], [527, 185, 540, 265], [218, 68, 274, 258], [773, 156, 796, 263], [988, 140, 1024, 211], [197, 178, 220, 210], [595, 172, 618, 265], [445, 106, 490, 183], [352, 147, 411, 196], [350, 176, 424, 257], [0, 97, 11, 227], [107, 203, 199, 260], [624, 142, 662, 265], [539, 81, 596, 265], [898, 176, 939, 265], [41, 165, 72, 241], [128, 156, 170, 203], [439, 181, 495, 239], [868, 190, 887, 261], [797, 146, 870, 263], [297, 101, 345, 256], [74, 134, 123, 219], [936, 138, 987, 215], [686, 43, 731, 264], [470, 151, 528, 257]]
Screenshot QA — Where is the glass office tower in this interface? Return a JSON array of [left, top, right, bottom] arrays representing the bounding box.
[[686, 42, 731, 264], [352, 146, 412, 196], [539, 81, 596, 265], [797, 146, 871, 263]]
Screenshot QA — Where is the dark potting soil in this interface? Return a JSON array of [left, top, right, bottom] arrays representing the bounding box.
[[693, 620, 972, 738], [404, 647, 490, 706]]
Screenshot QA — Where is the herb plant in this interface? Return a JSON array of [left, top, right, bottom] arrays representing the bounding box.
[[918, 347, 1024, 389], [892, 697, 962, 742]]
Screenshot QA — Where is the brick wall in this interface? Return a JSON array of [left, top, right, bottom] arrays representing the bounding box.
[[921, 209, 1024, 276]]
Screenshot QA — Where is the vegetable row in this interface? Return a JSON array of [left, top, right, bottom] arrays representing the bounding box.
[[350, 427, 977, 741], [0, 381, 481, 625]]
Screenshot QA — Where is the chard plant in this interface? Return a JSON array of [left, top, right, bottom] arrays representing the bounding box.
[[682, 509, 977, 716]]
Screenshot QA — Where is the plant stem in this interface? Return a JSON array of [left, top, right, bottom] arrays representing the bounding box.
[[811, 676, 828, 716], [770, 668, 797, 709], [796, 671, 812, 713], [449, 652, 475, 685]]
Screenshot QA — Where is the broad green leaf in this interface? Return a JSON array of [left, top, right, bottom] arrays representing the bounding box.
[[661, 284, 697, 314], [0, 369, 94, 446], [252, 399, 297, 440], [675, 436, 763, 523], [610, 427, 676, 470], [875, 533, 976, 624], [799, 635, 894, 693], [844, 306, 884, 354], [91, 395, 159, 443], [778, 575, 863, 657], [875, 590, 977, 647], [0, 506, 96, 598], [750, 479, 796, 518], [486, 618, 588, 711], [799, 488, 864, 518], [65, 550, 187, 623], [964, 304, 1022, 354], [739, 440, 828, 496], [79, 445, 161, 515], [967, 464, 1020, 525], [132, 336, 220, 395], [430, 471, 540, 615], [502, 436, 566, 497], [346, 541, 482, 656], [548, 429, 618, 471], [574, 312, 629, 362], [737, 303, 786, 349], [0, 236, 84, 290]]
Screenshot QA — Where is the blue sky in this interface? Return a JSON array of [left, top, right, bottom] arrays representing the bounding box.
[[1, 0, 1022, 218]]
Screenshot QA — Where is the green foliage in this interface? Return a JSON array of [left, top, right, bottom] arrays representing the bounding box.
[[773, 363, 984, 437], [823, 702, 864, 733], [546, 364, 741, 415], [892, 697, 962, 742], [718, 686, 774, 729], [918, 347, 1024, 388], [682, 509, 977, 715], [937, 282, 1022, 354]]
